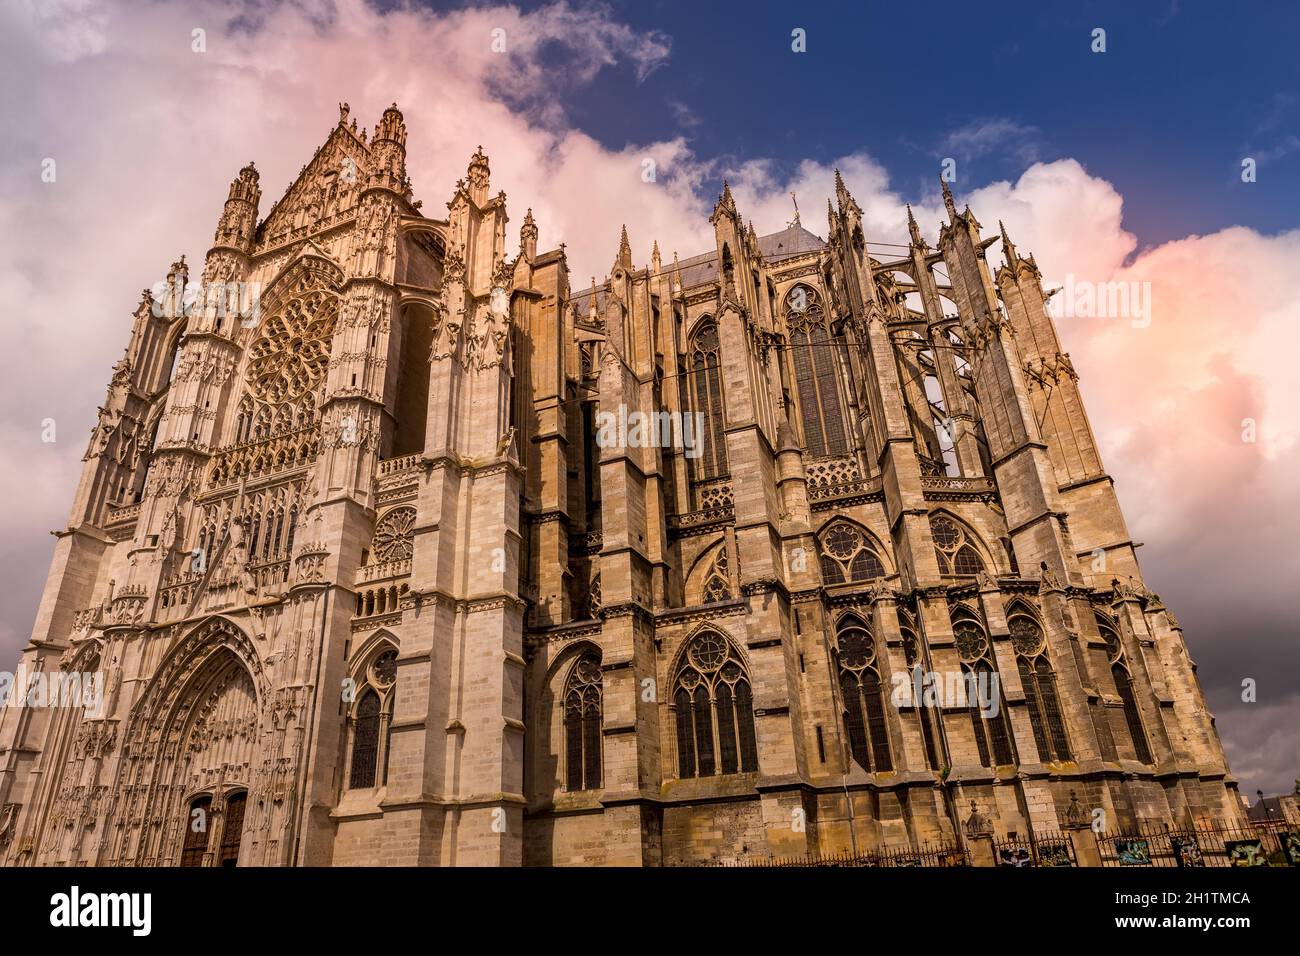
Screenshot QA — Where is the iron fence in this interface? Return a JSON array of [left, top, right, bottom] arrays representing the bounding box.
[[714, 840, 965, 868], [1098, 820, 1299, 868]]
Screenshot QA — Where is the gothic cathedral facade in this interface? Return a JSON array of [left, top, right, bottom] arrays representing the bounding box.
[[0, 104, 1242, 866]]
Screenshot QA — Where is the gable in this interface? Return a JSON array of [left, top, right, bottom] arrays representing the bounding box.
[[257, 124, 372, 247]]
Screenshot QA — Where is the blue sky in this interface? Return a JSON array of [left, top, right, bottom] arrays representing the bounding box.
[[463, 0, 1300, 249]]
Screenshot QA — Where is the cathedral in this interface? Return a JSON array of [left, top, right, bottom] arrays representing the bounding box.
[[0, 103, 1243, 867]]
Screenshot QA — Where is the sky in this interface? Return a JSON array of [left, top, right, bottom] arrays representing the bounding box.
[[0, 0, 1296, 796]]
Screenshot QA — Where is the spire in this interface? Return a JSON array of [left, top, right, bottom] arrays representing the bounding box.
[[941, 175, 957, 220], [999, 220, 1018, 267], [651, 239, 662, 273], [711, 180, 738, 224], [907, 204, 924, 247], [616, 224, 632, 268], [588, 278, 599, 321], [520, 208, 538, 259], [834, 168, 860, 217], [467, 145, 490, 204]]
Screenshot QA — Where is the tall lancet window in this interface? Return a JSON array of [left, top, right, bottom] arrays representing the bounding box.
[[835, 616, 893, 772], [563, 651, 603, 791], [785, 285, 847, 457], [1100, 622, 1153, 765], [1009, 615, 1071, 763], [686, 319, 728, 479]]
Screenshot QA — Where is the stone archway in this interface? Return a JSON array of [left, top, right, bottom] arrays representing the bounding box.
[[107, 617, 269, 866]]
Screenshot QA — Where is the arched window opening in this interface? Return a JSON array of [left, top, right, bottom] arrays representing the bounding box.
[[785, 285, 847, 458], [1099, 622, 1153, 764], [835, 619, 892, 772], [672, 632, 758, 778], [900, 622, 940, 770], [818, 522, 885, 585], [563, 651, 603, 791], [346, 646, 398, 791], [1009, 615, 1071, 762], [349, 690, 381, 789], [953, 616, 1014, 767], [930, 514, 985, 576], [686, 320, 728, 481]]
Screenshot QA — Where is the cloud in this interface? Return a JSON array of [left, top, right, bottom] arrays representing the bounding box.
[[0, 1, 1293, 796], [940, 117, 1042, 167]]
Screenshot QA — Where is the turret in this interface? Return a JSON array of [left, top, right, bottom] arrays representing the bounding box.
[[212, 162, 260, 253], [368, 103, 408, 196]]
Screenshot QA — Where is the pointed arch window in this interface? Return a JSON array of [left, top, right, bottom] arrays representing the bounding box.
[[1009, 615, 1071, 763], [952, 616, 1014, 767], [1100, 623, 1153, 764], [835, 618, 892, 772], [818, 522, 885, 584], [347, 646, 398, 790], [672, 632, 759, 778], [900, 616, 940, 771], [686, 319, 728, 480], [563, 651, 603, 791], [785, 285, 847, 458], [930, 514, 984, 576]]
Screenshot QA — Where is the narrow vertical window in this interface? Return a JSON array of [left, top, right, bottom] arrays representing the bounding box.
[[835, 618, 892, 772], [563, 651, 603, 791], [350, 690, 381, 789], [785, 286, 847, 457], [687, 320, 728, 480]]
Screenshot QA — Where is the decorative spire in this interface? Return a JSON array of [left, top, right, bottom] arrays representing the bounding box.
[[907, 204, 924, 247], [834, 168, 860, 217], [467, 145, 490, 204], [589, 278, 599, 319], [651, 239, 662, 273], [617, 224, 632, 268], [520, 208, 538, 259], [711, 180, 738, 223], [1000, 219, 1019, 267], [941, 175, 957, 220]]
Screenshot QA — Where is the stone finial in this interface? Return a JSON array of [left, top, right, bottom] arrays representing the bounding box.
[[941, 175, 957, 220]]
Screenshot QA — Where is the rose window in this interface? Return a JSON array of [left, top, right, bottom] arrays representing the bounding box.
[[246, 288, 338, 406], [371, 507, 416, 564]]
